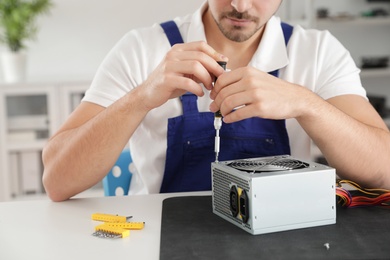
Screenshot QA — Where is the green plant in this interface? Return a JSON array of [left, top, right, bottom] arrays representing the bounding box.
[[0, 0, 52, 52]]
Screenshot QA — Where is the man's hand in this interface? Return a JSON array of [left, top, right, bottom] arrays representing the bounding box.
[[209, 66, 312, 123], [138, 41, 228, 111]]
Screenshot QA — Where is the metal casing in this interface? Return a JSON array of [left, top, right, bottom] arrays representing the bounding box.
[[211, 155, 336, 235]]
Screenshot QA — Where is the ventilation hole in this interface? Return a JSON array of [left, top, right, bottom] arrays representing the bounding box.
[[112, 166, 122, 177], [115, 187, 124, 196]]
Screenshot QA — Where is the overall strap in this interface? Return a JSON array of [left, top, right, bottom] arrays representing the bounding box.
[[160, 20, 184, 46]]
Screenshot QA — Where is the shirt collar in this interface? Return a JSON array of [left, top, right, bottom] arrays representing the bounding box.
[[250, 16, 289, 73], [187, 3, 289, 73]]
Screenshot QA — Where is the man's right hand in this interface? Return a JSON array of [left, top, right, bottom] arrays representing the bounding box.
[[137, 41, 228, 111]]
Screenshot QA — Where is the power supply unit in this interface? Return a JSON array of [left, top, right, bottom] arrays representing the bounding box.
[[211, 155, 336, 235]]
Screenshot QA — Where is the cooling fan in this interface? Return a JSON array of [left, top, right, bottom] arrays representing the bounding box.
[[211, 155, 336, 235]]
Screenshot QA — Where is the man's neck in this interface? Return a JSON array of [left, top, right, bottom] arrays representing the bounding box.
[[202, 8, 265, 70]]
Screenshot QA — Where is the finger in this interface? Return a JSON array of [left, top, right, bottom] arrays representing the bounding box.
[[220, 91, 251, 116], [170, 42, 229, 88], [210, 68, 242, 100], [166, 74, 205, 97], [167, 60, 215, 91], [211, 79, 246, 113], [172, 41, 228, 63], [209, 88, 247, 114], [223, 105, 253, 123], [168, 51, 228, 89]]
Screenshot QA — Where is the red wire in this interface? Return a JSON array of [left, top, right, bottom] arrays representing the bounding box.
[[336, 184, 390, 208]]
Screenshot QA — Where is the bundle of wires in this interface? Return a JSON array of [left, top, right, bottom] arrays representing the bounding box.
[[336, 179, 390, 208]]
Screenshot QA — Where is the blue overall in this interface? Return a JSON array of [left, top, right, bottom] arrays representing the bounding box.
[[159, 21, 293, 193]]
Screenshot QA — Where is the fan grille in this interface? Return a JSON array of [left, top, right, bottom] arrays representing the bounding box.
[[227, 158, 309, 173]]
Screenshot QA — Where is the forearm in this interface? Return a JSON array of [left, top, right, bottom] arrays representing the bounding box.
[[297, 94, 390, 189], [42, 88, 149, 201]]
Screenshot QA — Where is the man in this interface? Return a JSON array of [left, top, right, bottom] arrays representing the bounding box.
[[42, 0, 390, 201]]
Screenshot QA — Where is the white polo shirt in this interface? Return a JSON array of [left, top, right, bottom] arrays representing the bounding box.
[[83, 3, 366, 195]]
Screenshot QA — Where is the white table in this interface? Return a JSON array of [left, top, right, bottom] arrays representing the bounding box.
[[0, 191, 210, 260]]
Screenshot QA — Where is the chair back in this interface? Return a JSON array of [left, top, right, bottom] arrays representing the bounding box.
[[102, 149, 133, 196]]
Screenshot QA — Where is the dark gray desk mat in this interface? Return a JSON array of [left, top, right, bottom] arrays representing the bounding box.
[[160, 195, 390, 260]]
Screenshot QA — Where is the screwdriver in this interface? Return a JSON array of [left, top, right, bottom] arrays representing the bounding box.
[[214, 61, 227, 162]]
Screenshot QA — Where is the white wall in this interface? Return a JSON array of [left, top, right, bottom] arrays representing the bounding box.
[[0, 0, 203, 82]]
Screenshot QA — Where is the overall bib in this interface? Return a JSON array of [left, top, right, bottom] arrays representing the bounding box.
[[160, 21, 293, 193]]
